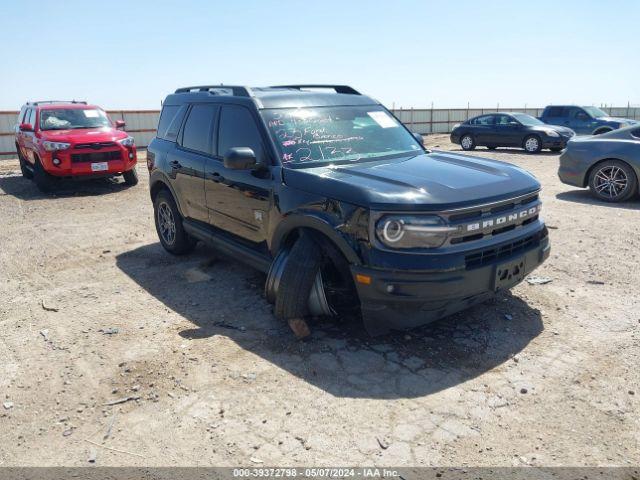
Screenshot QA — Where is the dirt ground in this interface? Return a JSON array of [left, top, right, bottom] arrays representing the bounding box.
[[0, 136, 638, 467]]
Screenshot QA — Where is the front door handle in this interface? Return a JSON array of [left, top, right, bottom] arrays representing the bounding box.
[[170, 160, 182, 169]]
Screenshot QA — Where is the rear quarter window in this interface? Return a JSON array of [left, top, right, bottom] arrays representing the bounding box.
[[157, 105, 186, 141]]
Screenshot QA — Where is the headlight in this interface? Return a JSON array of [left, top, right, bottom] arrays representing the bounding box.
[[545, 130, 560, 137], [42, 141, 71, 151], [118, 136, 135, 147], [375, 215, 456, 249]]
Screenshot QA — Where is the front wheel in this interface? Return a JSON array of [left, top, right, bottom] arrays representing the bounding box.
[[588, 160, 637, 202], [33, 157, 55, 192], [18, 150, 34, 179], [153, 190, 196, 254], [123, 168, 139, 186], [460, 134, 475, 151], [523, 135, 542, 154]]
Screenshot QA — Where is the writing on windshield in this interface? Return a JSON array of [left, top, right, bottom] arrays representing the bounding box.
[[262, 106, 421, 166]]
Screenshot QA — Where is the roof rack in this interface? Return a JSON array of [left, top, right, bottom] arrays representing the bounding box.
[[270, 84, 361, 95], [27, 100, 87, 106], [174, 85, 252, 97]]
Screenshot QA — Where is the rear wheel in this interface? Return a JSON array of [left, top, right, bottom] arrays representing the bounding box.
[[17, 147, 34, 179], [460, 134, 475, 151], [588, 160, 637, 202], [123, 168, 138, 186], [523, 135, 542, 153], [33, 157, 55, 192], [153, 190, 196, 254]]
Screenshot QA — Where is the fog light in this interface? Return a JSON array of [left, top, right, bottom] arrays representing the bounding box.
[[52, 158, 61, 166], [129, 152, 134, 159]]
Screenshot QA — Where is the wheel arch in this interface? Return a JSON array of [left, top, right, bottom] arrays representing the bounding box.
[[592, 126, 613, 135], [149, 172, 185, 217], [270, 214, 362, 266]]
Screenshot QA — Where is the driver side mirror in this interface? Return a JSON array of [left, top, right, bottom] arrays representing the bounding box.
[[224, 147, 257, 170], [19, 123, 33, 132], [412, 132, 424, 146], [115, 120, 126, 129]]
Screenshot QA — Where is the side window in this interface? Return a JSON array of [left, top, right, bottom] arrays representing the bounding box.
[[568, 107, 587, 119], [18, 107, 27, 124], [470, 115, 494, 126], [156, 105, 179, 139], [26, 109, 35, 127], [496, 115, 513, 126], [218, 105, 264, 162], [546, 106, 564, 118], [180, 104, 218, 154]]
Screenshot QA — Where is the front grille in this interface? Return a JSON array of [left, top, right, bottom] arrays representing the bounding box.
[[71, 151, 121, 163], [464, 228, 547, 269], [74, 142, 117, 150], [443, 193, 541, 246]]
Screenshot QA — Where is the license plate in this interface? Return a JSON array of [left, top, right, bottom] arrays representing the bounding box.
[[494, 257, 526, 291], [91, 162, 108, 172]]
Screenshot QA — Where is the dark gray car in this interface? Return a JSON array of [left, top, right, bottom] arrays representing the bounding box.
[[558, 125, 640, 202]]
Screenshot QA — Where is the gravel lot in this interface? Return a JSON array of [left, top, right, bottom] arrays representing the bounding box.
[[0, 136, 638, 467]]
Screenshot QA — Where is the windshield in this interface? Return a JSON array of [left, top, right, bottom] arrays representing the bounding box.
[[512, 113, 544, 126], [40, 108, 111, 130], [261, 105, 422, 167], [583, 106, 608, 118]]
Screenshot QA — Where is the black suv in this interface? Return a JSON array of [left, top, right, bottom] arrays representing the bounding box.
[[147, 84, 550, 336]]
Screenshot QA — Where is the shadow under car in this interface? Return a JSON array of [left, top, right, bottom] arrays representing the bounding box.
[[116, 242, 543, 399]]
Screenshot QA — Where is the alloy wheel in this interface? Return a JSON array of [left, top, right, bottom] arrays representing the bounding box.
[[594, 165, 628, 199], [158, 202, 176, 245], [461, 136, 473, 149]]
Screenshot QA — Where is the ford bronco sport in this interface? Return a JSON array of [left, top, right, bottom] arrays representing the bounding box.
[[147, 84, 550, 336], [15, 101, 138, 192]]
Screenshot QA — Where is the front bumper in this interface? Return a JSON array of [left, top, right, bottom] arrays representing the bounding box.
[[41, 146, 137, 178], [541, 136, 571, 149], [351, 230, 550, 335]]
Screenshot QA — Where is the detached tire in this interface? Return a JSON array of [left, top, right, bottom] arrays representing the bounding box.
[[33, 157, 54, 192], [153, 190, 196, 255], [274, 233, 322, 320], [588, 159, 637, 202], [123, 168, 139, 186]]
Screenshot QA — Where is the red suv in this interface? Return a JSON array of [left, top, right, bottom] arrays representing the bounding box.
[[14, 101, 138, 192]]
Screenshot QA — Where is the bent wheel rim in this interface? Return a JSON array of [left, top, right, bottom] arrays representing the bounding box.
[[594, 165, 628, 199], [525, 138, 539, 151], [461, 136, 472, 149], [158, 202, 176, 245]]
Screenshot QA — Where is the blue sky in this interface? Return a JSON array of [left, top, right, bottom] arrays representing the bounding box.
[[1, 0, 637, 110]]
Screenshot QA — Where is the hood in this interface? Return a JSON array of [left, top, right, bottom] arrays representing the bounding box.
[[531, 124, 574, 135], [40, 127, 129, 144], [599, 116, 638, 125], [282, 151, 540, 211]]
